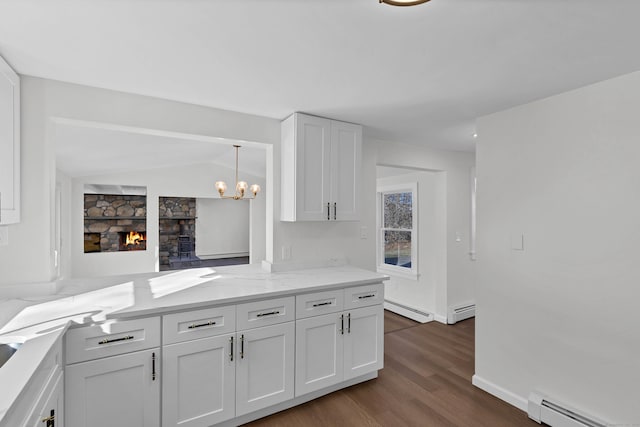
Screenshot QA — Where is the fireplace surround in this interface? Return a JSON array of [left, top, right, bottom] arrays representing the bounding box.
[[83, 185, 147, 253]]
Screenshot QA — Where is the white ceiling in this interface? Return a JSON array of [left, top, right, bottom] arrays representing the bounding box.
[[54, 123, 266, 178], [2, 0, 640, 152]]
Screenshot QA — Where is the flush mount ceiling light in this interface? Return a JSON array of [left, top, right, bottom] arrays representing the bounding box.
[[215, 145, 260, 200], [379, 0, 432, 6]]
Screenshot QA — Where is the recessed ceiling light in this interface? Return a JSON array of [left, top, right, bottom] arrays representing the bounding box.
[[472, 133, 478, 139]]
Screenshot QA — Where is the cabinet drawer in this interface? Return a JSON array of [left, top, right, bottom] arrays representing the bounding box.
[[163, 305, 236, 345], [344, 283, 384, 309], [237, 296, 295, 330], [65, 316, 160, 364], [296, 289, 344, 319]]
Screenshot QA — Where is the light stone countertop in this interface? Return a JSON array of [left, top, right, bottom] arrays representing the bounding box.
[[0, 263, 388, 425]]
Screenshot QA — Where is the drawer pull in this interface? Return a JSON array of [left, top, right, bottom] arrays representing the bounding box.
[[152, 352, 156, 381], [256, 310, 280, 317], [240, 334, 245, 359], [98, 335, 134, 345], [312, 301, 332, 307], [358, 294, 376, 300], [188, 320, 216, 329], [41, 410, 55, 426]]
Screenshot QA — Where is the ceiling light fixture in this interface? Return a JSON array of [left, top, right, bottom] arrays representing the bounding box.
[[379, 0, 431, 6], [215, 145, 260, 200]]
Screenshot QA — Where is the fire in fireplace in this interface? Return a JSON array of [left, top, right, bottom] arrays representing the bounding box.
[[119, 231, 147, 251]]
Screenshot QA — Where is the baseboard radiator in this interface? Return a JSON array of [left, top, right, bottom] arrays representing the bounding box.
[[447, 302, 475, 324], [528, 392, 608, 427]]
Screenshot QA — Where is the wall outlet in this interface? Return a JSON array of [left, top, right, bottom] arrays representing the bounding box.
[[281, 245, 291, 260], [0, 226, 8, 246]]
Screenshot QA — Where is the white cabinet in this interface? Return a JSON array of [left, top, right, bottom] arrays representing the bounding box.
[[25, 371, 63, 427], [236, 322, 295, 416], [0, 55, 20, 225], [281, 113, 361, 222], [65, 348, 160, 427], [295, 304, 383, 396], [65, 317, 161, 427], [162, 297, 295, 426], [162, 333, 235, 427], [295, 311, 344, 395], [343, 305, 384, 381]]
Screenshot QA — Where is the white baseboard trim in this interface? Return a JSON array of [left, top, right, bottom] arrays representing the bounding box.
[[434, 314, 448, 324], [383, 300, 433, 323], [472, 375, 528, 412], [197, 252, 249, 260]]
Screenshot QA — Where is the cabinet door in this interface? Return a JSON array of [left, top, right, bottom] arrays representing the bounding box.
[[295, 114, 332, 221], [162, 334, 235, 427], [295, 312, 344, 396], [236, 322, 295, 416], [0, 56, 20, 225], [26, 371, 63, 427], [65, 348, 160, 427], [330, 120, 361, 221], [343, 305, 384, 381]]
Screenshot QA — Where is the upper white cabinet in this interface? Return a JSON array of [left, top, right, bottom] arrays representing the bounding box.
[[0, 55, 20, 225], [281, 113, 361, 221]]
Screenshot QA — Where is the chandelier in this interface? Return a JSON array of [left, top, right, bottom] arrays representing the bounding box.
[[215, 145, 260, 200], [379, 0, 431, 6]]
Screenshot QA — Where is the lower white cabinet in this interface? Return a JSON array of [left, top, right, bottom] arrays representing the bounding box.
[[162, 333, 235, 427], [236, 322, 295, 416], [162, 323, 295, 426], [295, 304, 383, 396], [65, 348, 160, 427], [25, 371, 63, 427]]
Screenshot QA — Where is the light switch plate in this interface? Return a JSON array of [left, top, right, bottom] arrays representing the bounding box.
[[360, 226, 368, 239], [0, 226, 8, 246], [511, 233, 524, 251]]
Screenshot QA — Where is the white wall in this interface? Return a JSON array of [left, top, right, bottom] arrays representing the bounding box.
[[475, 71, 640, 422], [377, 170, 445, 318], [69, 162, 263, 278], [374, 139, 476, 321], [0, 77, 378, 285], [196, 198, 249, 259]]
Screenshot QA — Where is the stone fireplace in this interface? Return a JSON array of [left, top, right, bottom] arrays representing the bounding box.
[[84, 193, 147, 253], [159, 197, 200, 269]]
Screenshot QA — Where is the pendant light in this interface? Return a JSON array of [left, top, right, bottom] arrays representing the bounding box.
[[379, 0, 431, 6], [215, 145, 260, 200]]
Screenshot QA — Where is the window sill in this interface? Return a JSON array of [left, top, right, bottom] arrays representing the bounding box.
[[377, 266, 419, 281]]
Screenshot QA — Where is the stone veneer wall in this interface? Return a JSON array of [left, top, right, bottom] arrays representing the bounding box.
[[159, 197, 196, 266], [84, 194, 147, 252]]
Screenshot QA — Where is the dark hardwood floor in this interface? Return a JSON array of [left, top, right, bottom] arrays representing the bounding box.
[[245, 311, 538, 427]]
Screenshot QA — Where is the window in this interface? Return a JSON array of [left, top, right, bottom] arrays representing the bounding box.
[[377, 182, 418, 278]]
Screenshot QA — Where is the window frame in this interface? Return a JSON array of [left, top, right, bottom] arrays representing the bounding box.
[[376, 182, 418, 279]]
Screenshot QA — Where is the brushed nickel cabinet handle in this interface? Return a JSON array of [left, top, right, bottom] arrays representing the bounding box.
[[347, 313, 351, 333], [333, 202, 337, 220], [152, 352, 156, 381], [188, 320, 216, 329], [98, 335, 134, 345], [312, 301, 332, 307], [230, 336, 234, 362], [256, 310, 280, 317], [240, 334, 244, 359], [358, 294, 376, 300]]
